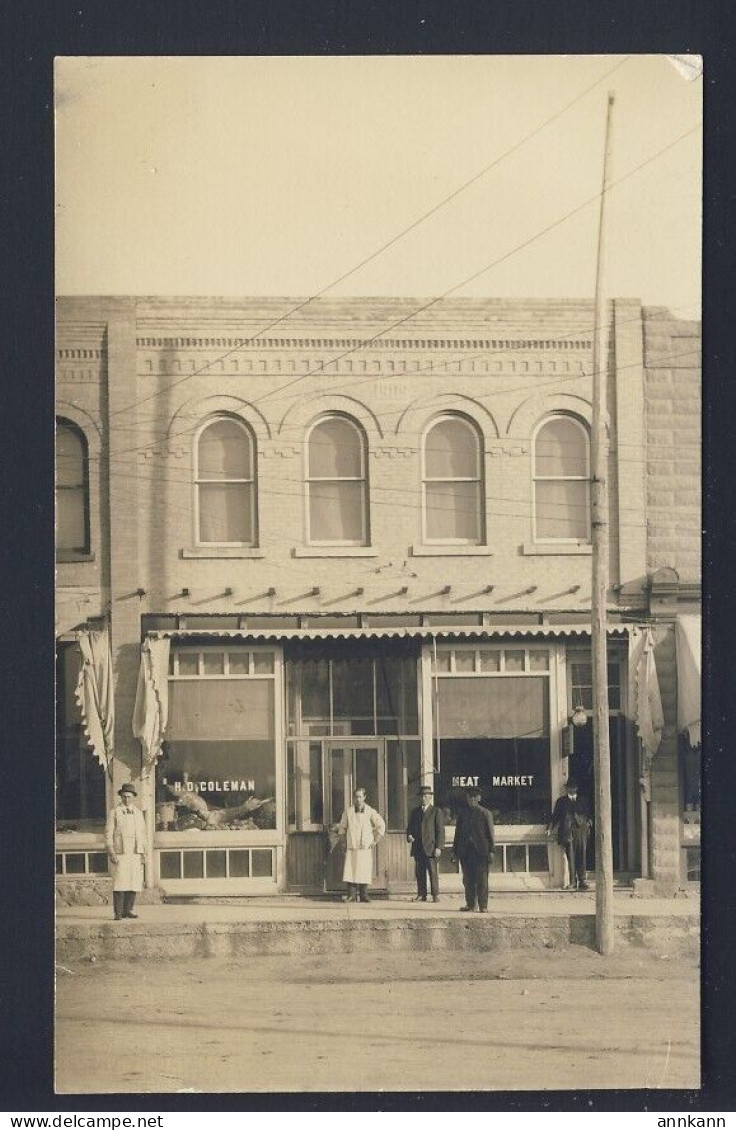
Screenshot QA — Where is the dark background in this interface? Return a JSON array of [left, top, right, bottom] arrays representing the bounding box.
[[2, 0, 732, 1113]]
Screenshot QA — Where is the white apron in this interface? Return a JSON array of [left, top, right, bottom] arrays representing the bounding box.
[[106, 804, 146, 892], [338, 804, 385, 886]]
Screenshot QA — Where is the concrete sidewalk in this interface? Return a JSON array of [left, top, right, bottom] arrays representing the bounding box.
[[56, 889, 699, 962]]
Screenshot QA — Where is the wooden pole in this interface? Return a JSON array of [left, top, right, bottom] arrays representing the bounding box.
[[591, 93, 615, 955]]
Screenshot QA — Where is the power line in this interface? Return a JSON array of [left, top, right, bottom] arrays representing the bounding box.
[[100, 56, 633, 425]]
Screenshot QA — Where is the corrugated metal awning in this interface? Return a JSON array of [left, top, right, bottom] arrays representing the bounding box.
[[149, 624, 631, 643]]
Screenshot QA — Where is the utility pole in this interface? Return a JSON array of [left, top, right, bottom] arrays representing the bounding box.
[[591, 92, 615, 955]]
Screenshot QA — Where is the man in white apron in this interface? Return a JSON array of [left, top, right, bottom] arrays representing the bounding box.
[[105, 783, 146, 920], [338, 787, 386, 903]]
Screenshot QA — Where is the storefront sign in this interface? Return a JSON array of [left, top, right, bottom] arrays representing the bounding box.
[[163, 777, 256, 794]]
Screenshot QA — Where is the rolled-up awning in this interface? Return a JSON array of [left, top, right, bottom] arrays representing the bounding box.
[[74, 627, 115, 776], [676, 614, 701, 747], [132, 637, 171, 767], [630, 628, 665, 794]]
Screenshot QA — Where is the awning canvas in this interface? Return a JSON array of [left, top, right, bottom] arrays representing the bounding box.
[[132, 637, 171, 767], [676, 614, 701, 747], [74, 627, 115, 775]]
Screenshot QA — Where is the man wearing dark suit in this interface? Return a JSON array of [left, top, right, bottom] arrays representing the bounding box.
[[406, 784, 445, 902], [548, 779, 591, 891], [452, 786, 495, 913]]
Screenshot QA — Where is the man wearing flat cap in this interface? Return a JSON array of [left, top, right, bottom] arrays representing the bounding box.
[[452, 786, 495, 913], [105, 783, 147, 920], [406, 784, 445, 903]]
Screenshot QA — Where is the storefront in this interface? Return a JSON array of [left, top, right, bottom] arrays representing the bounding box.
[[139, 625, 636, 895]]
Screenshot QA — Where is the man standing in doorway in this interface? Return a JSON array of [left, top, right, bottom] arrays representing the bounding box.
[[452, 786, 495, 913], [338, 787, 386, 903], [548, 779, 591, 891], [105, 783, 146, 920], [406, 784, 445, 902]]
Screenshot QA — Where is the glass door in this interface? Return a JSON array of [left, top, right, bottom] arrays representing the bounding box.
[[324, 739, 387, 891]]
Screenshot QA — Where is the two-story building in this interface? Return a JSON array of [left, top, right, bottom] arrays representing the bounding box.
[[55, 296, 701, 899]]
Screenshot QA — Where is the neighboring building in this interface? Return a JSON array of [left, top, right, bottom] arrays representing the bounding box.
[[55, 296, 701, 899]]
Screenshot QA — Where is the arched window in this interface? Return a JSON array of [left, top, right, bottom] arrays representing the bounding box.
[[195, 417, 256, 545], [307, 415, 368, 545], [533, 415, 590, 541], [56, 418, 90, 556], [422, 415, 484, 543]]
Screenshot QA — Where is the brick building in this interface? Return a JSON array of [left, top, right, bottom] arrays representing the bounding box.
[[55, 296, 701, 899]]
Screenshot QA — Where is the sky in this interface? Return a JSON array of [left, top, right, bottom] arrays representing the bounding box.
[[55, 55, 702, 314]]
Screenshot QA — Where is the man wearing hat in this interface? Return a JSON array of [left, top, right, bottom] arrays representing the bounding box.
[[105, 783, 147, 920], [406, 784, 445, 903], [547, 779, 592, 891], [452, 786, 495, 913]]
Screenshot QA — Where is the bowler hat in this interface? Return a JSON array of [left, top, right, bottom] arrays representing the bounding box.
[[565, 779, 578, 791], [466, 785, 482, 797], [418, 785, 433, 795], [118, 784, 137, 797]]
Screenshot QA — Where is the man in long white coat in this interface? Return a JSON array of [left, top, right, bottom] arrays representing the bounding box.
[[338, 787, 386, 903], [106, 783, 147, 920]]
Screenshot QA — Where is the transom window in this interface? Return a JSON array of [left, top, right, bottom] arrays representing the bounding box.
[[423, 415, 484, 543], [306, 415, 368, 544], [195, 417, 256, 546], [533, 415, 590, 542], [56, 418, 90, 556]]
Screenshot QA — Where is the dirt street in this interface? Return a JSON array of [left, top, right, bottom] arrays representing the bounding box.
[[55, 948, 699, 1093]]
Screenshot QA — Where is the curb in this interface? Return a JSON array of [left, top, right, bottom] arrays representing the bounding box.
[[57, 913, 699, 963]]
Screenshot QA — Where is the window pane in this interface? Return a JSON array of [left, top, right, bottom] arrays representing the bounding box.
[[207, 850, 227, 878], [198, 419, 251, 479], [228, 650, 250, 675], [534, 418, 588, 477], [425, 482, 480, 541], [504, 649, 525, 672], [425, 418, 479, 479], [183, 851, 204, 879], [88, 852, 109, 874], [330, 749, 345, 824], [64, 854, 85, 874], [56, 645, 106, 828], [159, 852, 182, 880], [438, 677, 549, 739], [529, 843, 549, 872], [300, 660, 330, 725], [309, 481, 365, 542], [309, 742, 324, 824], [198, 483, 253, 543], [287, 744, 296, 825], [309, 418, 362, 478], [203, 652, 225, 675], [229, 850, 250, 878], [168, 680, 274, 740], [386, 741, 404, 831], [506, 844, 527, 872], [376, 655, 419, 735], [251, 849, 273, 877], [56, 422, 84, 487], [529, 650, 549, 672], [57, 489, 87, 551], [455, 650, 476, 673], [253, 652, 274, 675], [177, 651, 199, 676], [332, 658, 374, 733], [535, 480, 589, 540], [355, 746, 379, 807], [479, 649, 501, 672]]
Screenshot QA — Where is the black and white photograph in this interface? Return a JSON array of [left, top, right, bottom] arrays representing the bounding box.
[[53, 53, 702, 1094]]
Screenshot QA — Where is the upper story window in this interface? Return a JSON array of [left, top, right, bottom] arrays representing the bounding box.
[[195, 417, 257, 546], [56, 418, 90, 557], [533, 415, 591, 542], [306, 415, 368, 545], [422, 414, 484, 544]]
